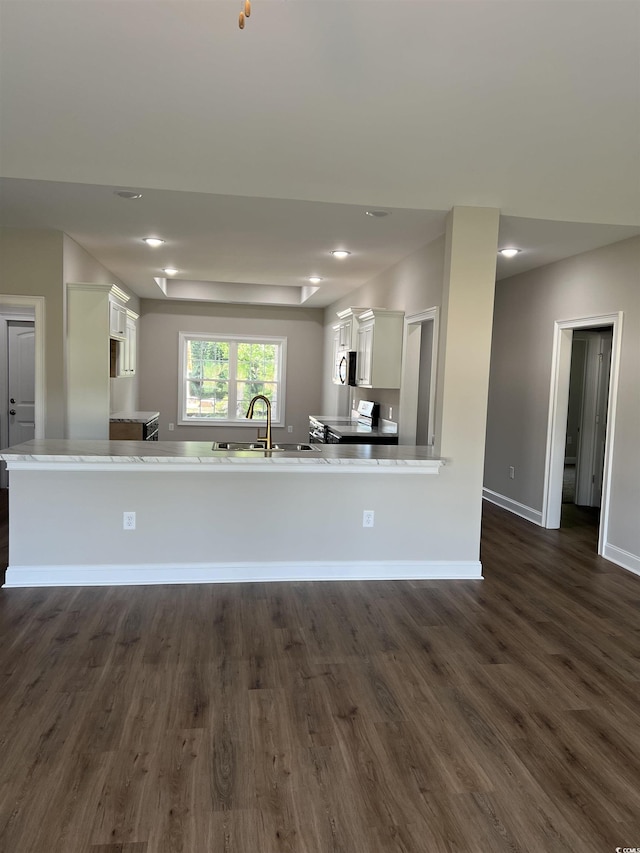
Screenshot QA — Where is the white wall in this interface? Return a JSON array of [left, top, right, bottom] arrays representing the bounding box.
[[138, 299, 325, 443], [485, 236, 640, 565]]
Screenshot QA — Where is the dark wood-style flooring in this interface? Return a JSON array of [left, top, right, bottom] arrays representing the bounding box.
[[0, 499, 638, 852]]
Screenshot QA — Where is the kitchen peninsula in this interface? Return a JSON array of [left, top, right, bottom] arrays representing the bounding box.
[[0, 439, 483, 588]]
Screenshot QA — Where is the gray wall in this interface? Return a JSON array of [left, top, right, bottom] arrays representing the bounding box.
[[485, 235, 640, 562], [138, 299, 325, 443], [1, 228, 65, 437], [0, 227, 138, 439], [321, 234, 446, 417]]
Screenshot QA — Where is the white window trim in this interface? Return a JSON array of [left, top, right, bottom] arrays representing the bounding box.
[[178, 332, 287, 427]]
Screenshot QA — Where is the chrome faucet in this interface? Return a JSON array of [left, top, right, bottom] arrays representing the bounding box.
[[246, 394, 272, 450]]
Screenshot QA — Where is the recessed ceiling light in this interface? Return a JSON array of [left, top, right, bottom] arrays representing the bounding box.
[[143, 237, 165, 248], [499, 248, 521, 258], [163, 267, 179, 276], [115, 191, 143, 199], [308, 276, 323, 284], [365, 210, 390, 218], [330, 250, 351, 259]]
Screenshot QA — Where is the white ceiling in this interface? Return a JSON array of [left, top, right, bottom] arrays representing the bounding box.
[[1, 1, 639, 307]]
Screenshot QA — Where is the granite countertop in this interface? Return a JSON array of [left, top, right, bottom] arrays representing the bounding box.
[[109, 411, 160, 423], [0, 439, 443, 473]]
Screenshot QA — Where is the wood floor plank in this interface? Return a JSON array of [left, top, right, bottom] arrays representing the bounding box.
[[0, 500, 639, 852]]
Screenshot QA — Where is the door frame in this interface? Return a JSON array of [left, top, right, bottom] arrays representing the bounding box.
[[541, 311, 622, 556], [398, 307, 439, 445], [0, 296, 45, 442]]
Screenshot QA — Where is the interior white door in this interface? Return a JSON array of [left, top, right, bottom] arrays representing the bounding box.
[[8, 321, 36, 446]]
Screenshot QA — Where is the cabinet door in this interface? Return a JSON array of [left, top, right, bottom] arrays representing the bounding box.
[[109, 301, 127, 339], [331, 326, 342, 384], [125, 317, 137, 375], [117, 317, 137, 376], [339, 320, 352, 349], [357, 324, 373, 386]]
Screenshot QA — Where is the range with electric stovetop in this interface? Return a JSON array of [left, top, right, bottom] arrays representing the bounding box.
[[309, 400, 398, 445]]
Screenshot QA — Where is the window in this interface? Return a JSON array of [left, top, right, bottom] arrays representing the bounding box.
[[178, 333, 286, 425]]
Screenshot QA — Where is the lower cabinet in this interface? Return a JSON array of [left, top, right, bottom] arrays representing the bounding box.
[[109, 415, 159, 441]]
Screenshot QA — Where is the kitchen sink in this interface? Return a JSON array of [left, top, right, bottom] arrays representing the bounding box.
[[211, 442, 320, 452]]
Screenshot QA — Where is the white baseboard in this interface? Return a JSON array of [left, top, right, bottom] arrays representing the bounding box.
[[482, 488, 543, 526], [3, 560, 484, 588], [602, 543, 640, 577]]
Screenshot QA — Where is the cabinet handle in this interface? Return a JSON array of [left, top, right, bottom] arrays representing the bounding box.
[[9, 409, 16, 416]]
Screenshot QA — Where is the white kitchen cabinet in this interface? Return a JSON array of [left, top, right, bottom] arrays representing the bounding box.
[[117, 310, 138, 377], [109, 298, 127, 340], [335, 307, 366, 350], [331, 324, 343, 385], [67, 283, 132, 438], [355, 309, 404, 389], [332, 307, 367, 385]]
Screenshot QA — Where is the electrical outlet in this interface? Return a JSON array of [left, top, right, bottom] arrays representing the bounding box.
[[123, 511, 136, 530], [168, 423, 175, 431], [363, 510, 375, 528], [287, 425, 293, 433], [509, 466, 515, 479]]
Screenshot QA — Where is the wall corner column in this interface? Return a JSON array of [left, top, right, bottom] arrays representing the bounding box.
[[434, 206, 500, 556]]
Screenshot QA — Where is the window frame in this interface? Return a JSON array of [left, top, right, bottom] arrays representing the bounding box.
[[178, 332, 287, 427]]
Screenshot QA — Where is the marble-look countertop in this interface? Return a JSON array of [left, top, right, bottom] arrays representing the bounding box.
[[109, 411, 160, 423], [0, 439, 443, 474]]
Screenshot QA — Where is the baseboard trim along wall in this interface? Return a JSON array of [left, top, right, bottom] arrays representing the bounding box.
[[602, 543, 640, 577], [3, 560, 484, 588], [482, 488, 543, 526]]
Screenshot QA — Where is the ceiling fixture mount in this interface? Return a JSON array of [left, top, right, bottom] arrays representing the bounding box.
[[238, 0, 251, 29], [115, 191, 142, 200], [163, 268, 178, 276], [365, 210, 390, 218], [308, 276, 323, 284], [330, 250, 351, 259], [499, 248, 521, 258], [142, 237, 165, 248]]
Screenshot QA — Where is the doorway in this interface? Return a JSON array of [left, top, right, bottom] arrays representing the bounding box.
[[0, 296, 45, 488], [398, 308, 439, 445], [542, 312, 622, 556]]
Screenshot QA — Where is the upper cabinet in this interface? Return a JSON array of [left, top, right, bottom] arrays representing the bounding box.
[[332, 307, 367, 385], [109, 299, 127, 340], [355, 309, 404, 389], [116, 309, 138, 377]]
